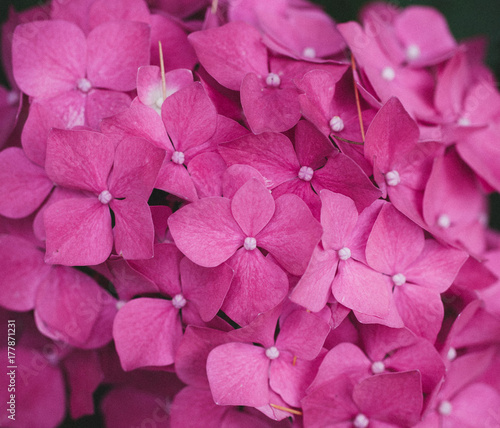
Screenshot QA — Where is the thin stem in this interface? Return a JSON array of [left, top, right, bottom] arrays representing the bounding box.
[[159, 41, 167, 101], [269, 403, 303, 416], [351, 55, 365, 143]]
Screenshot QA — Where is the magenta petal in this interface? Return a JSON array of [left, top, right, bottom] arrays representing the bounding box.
[[161, 82, 217, 152], [85, 89, 131, 129], [111, 197, 155, 260], [353, 371, 423, 426], [168, 197, 244, 267], [0, 147, 53, 218], [188, 22, 268, 91], [290, 246, 338, 312], [113, 298, 182, 371], [333, 259, 392, 318], [223, 248, 288, 326], [188, 152, 226, 198], [44, 197, 112, 266], [155, 160, 198, 202], [12, 20, 86, 98], [45, 129, 114, 193], [108, 137, 164, 199], [180, 257, 233, 322], [0, 235, 51, 311], [241, 72, 301, 134], [447, 383, 500, 426], [366, 203, 425, 274], [88, 0, 150, 29], [294, 119, 334, 169], [258, 194, 322, 276], [222, 165, 267, 199], [219, 131, 299, 188], [231, 179, 275, 237], [87, 21, 150, 92], [207, 342, 270, 407]]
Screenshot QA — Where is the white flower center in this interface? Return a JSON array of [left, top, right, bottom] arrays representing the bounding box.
[[447, 347, 457, 361], [457, 116, 471, 126], [265, 346, 280, 360], [265, 73, 281, 88], [77, 77, 92, 93], [171, 151, 185, 165], [381, 66, 396, 81], [406, 44, 421, 60], [116, 300, 126, 310], [438, 400, 453, 416], [371, 361, 385, 374], [353, 413, 369, 428], [298, 166, 314, 182], [98, 190, 113, 204], [155, 96, 164, 110], [437, 214, 451, 229], [302, 47, 316, 58], [329, 115, 345, 132], [392, 273, 406, 286], [171, 293, 187, 309], [385, 170, 401, 186], [244, 237, 257, 251], [338, 247, 351, 261]]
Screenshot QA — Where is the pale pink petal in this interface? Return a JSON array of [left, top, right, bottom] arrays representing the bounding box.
[[258, 194, 322, 276], [0, 147, 53, 218], [111, 196, 155, 260], [12, 20, 86, 98], [113, 298, 182, 370], [87, 21, 150, 92], [45, 128, 114, 194], [207, 342, 270, 407], [168, 197, 244, 267], [188, 22, 268, 91], [44, 197, 113, 266]]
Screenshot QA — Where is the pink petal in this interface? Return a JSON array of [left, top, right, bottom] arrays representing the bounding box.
[[87, 21, 150, 92], [258, 194, 322, 276], [231, 178, 275, 237], [106, 258, 159, 301], [188, 152, 227, 198], [180, 257, 233, 322], [0, 147, 53, 218], [366, 203, 425, 275], [12, 20, 86, 98], [155, 160, 198, 201], [207, 342, 270, 407], [241, 72, 301, 133], [44, 197, 113, 266], [219, 131, 299, 188], [188, 22, 268, 91], [85, 88, 131, 129], [294, 119, 334, 169], [290, 245, 338, 312], [111, 196, 155, 260], [222, 249, 288, 326], [113, 298, 182, 371], [108, 137, 164, 199], [161, 82, 217, 152], [0, 235, 51, 311], [222, 164, 268, 199], [45, 128, 114, 194], [168, 197, 244, 267], [88, 0, 150, 29]]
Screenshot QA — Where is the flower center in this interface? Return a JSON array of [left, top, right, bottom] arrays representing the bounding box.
[[371, 361, 385, 374], [406, 44, 421, 60], [155, 96, 164, 110], [77, 77, 92, 93], [265, 346, 280, 360], [265, 73, 281, 88], [329, 115, 345, 132], [44, 347, 60, 366], [392, 273, 406, 286], [447, 347, 457, 361], [338, 247, 351, 261], [385, 170, 401, 186], [298, 166, 314, 182], [381, 66, 396, 81], [302, 47, 316, 58], [116, 300, 126, 310], [353, 413, 369, 428], [244, 237, 257, 251], [98, 190, 113, 204], [437, 214, 451, 229], [438, 400, 453, 416], [6, 91, 19, 106], [457, 116, 471, 126], [172, 151, 185, 165], [171, 294, 187, 309]]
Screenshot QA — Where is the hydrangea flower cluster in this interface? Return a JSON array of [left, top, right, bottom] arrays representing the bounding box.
[[1, 0, 500, 426]]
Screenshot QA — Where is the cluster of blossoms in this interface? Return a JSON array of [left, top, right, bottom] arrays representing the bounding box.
[[1, 0, 500, 426]]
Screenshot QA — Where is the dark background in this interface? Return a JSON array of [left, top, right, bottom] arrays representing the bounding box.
[[1, 0, 499, 229]]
